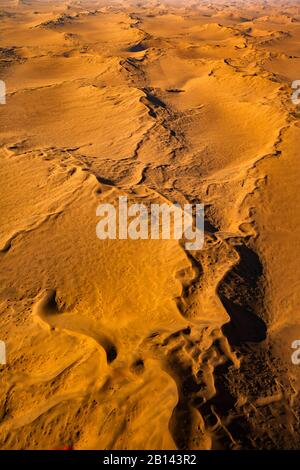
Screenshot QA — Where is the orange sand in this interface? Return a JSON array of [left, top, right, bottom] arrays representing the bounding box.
[[0, 0, 300, 450]]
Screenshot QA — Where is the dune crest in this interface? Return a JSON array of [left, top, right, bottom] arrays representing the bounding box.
[[0, 0, 300, 450]]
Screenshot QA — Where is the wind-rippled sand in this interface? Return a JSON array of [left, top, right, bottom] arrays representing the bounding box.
[[0, 0, 300, 450]]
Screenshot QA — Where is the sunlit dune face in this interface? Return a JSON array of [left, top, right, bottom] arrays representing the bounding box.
[[0, 0, 300, 450]]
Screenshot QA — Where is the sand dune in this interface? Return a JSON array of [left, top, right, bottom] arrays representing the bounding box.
[[0, 0, 300, 450]]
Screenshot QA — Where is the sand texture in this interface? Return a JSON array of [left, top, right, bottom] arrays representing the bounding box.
[[0, 0, 300, 450]]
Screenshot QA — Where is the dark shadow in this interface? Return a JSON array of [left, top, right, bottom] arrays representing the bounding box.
[[218, 244, 267, 346], [95, 175, 115, 186], [128, 42, 147, 52]]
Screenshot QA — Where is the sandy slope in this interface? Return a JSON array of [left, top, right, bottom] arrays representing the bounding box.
[[0, 0, 300, 450]]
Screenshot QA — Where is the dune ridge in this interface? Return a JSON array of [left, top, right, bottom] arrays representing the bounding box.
[[0, 0, 300, 450]]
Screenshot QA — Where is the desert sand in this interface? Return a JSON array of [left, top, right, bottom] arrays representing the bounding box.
[[0, 0, 300, 450]]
